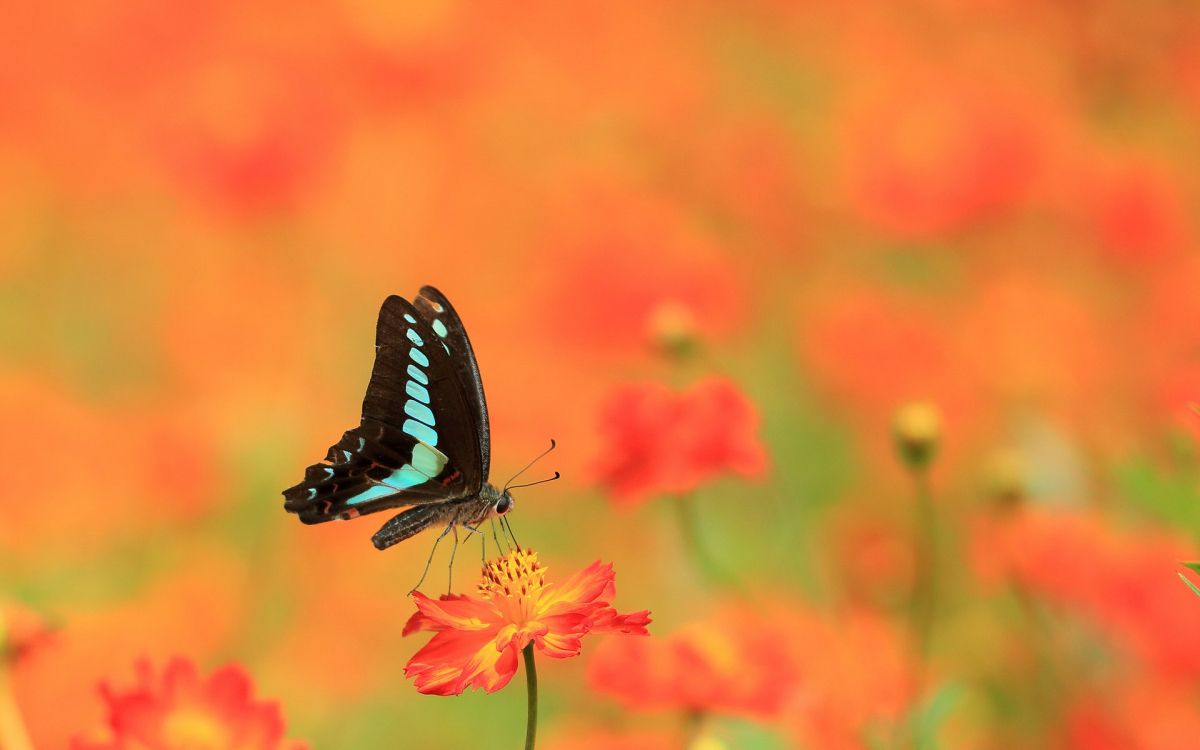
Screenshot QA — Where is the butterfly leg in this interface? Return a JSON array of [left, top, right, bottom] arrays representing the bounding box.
[[409, 523, 453, 596], [462, 523, 486, 563], [446, 525, 461, 594], [489, 519, 504, 553]]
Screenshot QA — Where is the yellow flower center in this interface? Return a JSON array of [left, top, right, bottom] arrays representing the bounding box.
[[478, 547, 546, 601], [161, 706, 231, 750]]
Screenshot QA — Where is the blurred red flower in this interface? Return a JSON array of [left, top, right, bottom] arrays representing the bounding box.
[[588, 606, 799, 719], [970, 508, 1200, 680], [590, 603, 915, 746], [403, 547, 649, 696], [593, 378, 768, 507], [1084, 156, 1188, 266], [1065, 678, 1200, 750], [539, 188, 745, 358], [841, 74, 1040, 238], [71, 657, 306, 750]]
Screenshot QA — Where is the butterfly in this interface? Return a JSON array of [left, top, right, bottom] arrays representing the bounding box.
[[282, 287, 545, 563]]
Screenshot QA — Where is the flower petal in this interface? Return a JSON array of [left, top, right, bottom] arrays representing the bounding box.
[[404, 592, 497, 635], [405, 624, 521, 695], [540, 561, 614, 617], [592, 607, 652, 635]]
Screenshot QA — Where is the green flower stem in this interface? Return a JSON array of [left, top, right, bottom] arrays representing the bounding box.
[[523, 642, 538, 750], [909, 466, 937, 667], [673, 495, 739, 590]]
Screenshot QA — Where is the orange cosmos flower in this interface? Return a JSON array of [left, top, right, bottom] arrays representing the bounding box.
[[588, 605, 800, 719], [589, 602, 915, 746], [593, 378, 768, 507], [71, 658, 306, 750], [403, 548, 650, 696]]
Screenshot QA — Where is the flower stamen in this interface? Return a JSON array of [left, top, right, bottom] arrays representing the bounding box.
[[479, 547, 548, 601]]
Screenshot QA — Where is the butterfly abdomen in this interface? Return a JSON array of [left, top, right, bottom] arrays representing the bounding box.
[[372, 505, 451, 550]]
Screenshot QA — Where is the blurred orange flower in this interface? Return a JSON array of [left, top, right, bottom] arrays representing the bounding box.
[[593, 378, 768, 507], [840, 73, 1041, 238], [71, 657, 306, 750], [588, 606, 799, 719], [403, 548, 649, 696], [971, 508, 1200, 679], [590, 603, 915, 747]]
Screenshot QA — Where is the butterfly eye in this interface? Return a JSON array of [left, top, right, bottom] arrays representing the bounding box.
[[494, 495, 513, 515]]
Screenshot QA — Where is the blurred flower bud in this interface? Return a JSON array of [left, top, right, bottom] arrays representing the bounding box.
[[983, 448, 1027, 509], [648, 300, 699, 360], [689, 731, 728, 750], [892, 401, 940, 471]]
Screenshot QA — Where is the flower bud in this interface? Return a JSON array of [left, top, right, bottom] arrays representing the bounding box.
[[983, 448, 1026, 509], [648, 300, 699, 360], [892, 401, 940, 471]]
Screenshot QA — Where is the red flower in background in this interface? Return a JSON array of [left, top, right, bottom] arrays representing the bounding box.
[[72, 657, 306, 750], [593, 378, 768, 506], [540, 188, 745, 357], [970, 508, 1200, 680], [588, 606, 800, 719], [1065, 678, 1200, 750], [589, 603, 915, 747], [841, 73, 1040, 238], [403, 548, 649, 696]]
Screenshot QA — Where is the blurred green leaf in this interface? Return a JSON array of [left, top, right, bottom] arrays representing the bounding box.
[[1114, 458, 1200, 535], [1181, 563, 1200, 598], [909, 682, 964, 750]]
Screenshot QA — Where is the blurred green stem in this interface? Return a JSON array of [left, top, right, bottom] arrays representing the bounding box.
[[523, 642, 538, 750], [909, 467, 937, 669], [673, 495, 734, 589]]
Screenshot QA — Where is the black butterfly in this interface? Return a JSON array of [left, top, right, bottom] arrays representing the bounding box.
[[283, 287, 535, 557]]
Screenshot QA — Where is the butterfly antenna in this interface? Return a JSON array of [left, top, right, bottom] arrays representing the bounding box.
[[504, 439, 557, 492], [506, 471, 561, 491]]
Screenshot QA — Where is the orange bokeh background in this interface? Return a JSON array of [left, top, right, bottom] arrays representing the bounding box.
[[2, 1, 1200, 748]]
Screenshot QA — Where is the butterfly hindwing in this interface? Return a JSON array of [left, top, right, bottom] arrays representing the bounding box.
[[282, 421, 470, 523], [283, 292, 488, 524]]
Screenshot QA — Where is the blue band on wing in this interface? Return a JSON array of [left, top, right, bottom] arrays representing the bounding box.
[[346, 484, 398, 505], [406, 381, 430, 404], [404, 399, 436, 426], [403, 418, 438, 446]]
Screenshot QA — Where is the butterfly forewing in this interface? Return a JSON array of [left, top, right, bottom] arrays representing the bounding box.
[[282, 292, 489, 525], [413, 286, 492, 480]]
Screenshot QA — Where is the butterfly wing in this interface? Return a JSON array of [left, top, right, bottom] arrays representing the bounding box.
[[412, 286, 492, 480], [283, 294, 486, 524]]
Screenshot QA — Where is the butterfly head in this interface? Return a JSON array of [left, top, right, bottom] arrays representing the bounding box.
[[493, 491, 515, 516]]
